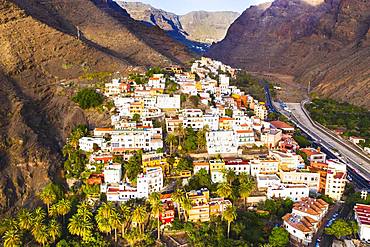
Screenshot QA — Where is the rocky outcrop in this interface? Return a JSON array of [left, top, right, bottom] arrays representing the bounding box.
[[207, 0, 370, 108], [0, 0, 193, 213], [115, 1, 239, 52]]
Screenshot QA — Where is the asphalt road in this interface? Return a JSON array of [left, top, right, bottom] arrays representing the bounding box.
[[286, 102, 370, 180]]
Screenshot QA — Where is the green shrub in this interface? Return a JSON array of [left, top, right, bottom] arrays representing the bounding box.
[[72, 88, 104, 109]]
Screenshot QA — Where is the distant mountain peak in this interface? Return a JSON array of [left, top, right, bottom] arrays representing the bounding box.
[[114, 1, 240, 52]]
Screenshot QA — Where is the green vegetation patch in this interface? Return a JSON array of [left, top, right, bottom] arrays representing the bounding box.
[[307, 98, 370, 148], [72, 88, 104, 109]]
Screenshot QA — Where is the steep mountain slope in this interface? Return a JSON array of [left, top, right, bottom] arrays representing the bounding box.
[[207, 0, 370, 107], [115, 1, 239, 51], [180, 11, 240, 44], [0, 0, 193, 213]]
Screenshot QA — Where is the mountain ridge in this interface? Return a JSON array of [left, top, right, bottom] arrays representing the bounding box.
[[0, 0, 193, 213], [115, 1, 240, 51], [207, 0, 370, 108]]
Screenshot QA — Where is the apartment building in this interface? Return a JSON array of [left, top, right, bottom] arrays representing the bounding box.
[[203, 114, 219, 131], [104, 78, 131, 97], [283, 198, 329, 246], [137, 167, 163, 198], [325, 160, 347, 201], [79, 137, 106, 152], [279, 170, 320, 192], [270, 150, 305, 170], [254, 102, 268, 120], [110, 128, 163, 153], [182, 109, 204, 130], [165, 117, 183, 132], [250, 159, 279, 176], [267, 184, 309, 202], [261, 129, 283, 149], [156, 94, 181, 109], [301, 148, 327, 163], [193, 160, 210, 174], [256, 174, 281, 190], [354, 204, 370, 242], [188, 189, 210, 222], [235, 130, 255, 147], [224, 159, 250, 175], [206, 131, 238, 155], [309, 159, 347, 200], [209, 159, 226, 183], [187, 189, 232, 222], [103, 164, 122, 184]]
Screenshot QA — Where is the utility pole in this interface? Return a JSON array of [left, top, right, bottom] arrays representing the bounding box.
[[307, 81, 311, 95]]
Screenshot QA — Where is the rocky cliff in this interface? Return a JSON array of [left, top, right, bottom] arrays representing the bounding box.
[[207, 0, 370, 107], [115, 1, 239, 51], [0, 0, 193, 213]]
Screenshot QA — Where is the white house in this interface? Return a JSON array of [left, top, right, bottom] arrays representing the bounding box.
[[354, 204, 370, 242], [224, 159, 250, 175], [156, 94, 181, 109], [79, 137, 106, 152], [261, 129, 283, 148], [137, 167, 163, 198], [267, 184, 309, 202], [103, 164, 122, 184], [325, 159, 347, 201], [235, 130, 255, 147], [206, 131, 238, 155], [250, 159, 279, 176], [110, 128, 163, 152], [148, 74, 166, 89], [279, 170, 320, 192], [182, 109, 204, 130], [283, 198, 329, 246], [256, 174, 281, 190], [203, 114, 219, 131]]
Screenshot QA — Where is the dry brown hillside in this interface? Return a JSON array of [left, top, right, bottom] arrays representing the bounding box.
[[208, 0, 370, 108], [0, 0, 193, 213]]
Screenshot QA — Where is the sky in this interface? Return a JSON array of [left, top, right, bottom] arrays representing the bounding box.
[[122, 0, 269, 15]]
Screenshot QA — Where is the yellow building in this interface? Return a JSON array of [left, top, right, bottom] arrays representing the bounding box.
[[142, 153, 169, 174], [209, 159, 225, 183], [188, 189, 210, 222], [129, 101, 144, 115]]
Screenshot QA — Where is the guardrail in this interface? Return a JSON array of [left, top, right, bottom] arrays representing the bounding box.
[[300, 101, 370, 165]]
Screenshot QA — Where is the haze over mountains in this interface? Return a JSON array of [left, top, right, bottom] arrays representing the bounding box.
[[207, 0, 370, 107], [115, 1, 240, 51]]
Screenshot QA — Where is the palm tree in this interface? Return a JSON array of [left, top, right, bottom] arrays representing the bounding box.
[[55, 198, 72, 223], [175, 123, 186, 146], [48, 219, 61, 243], [68, 213, 93, 242], [223, 169, 237, 185], [223, 205, 237, 238], [17, 208, 33, 231], [33, 224, 49, 246], [3, 229, 22, 247], [196, 130, 206, 151], [33, 207, 46, 223], [76, 202, 93, 221], [239, 176, 256, 207], [119, 204, 131, 238], [39, 186, 57, 214], [172, 189, 185, 220], [181, 197, 192, 222], [110, 211, 121, 243], [216, 182, 232, 199], [96, 203, 114, 236], [149, 192, 163, 240], [132, 205, 147, 233], [165, 133, 177, 154]]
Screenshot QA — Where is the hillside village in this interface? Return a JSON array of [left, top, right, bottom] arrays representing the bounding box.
[[66, 57, 361, 246]]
